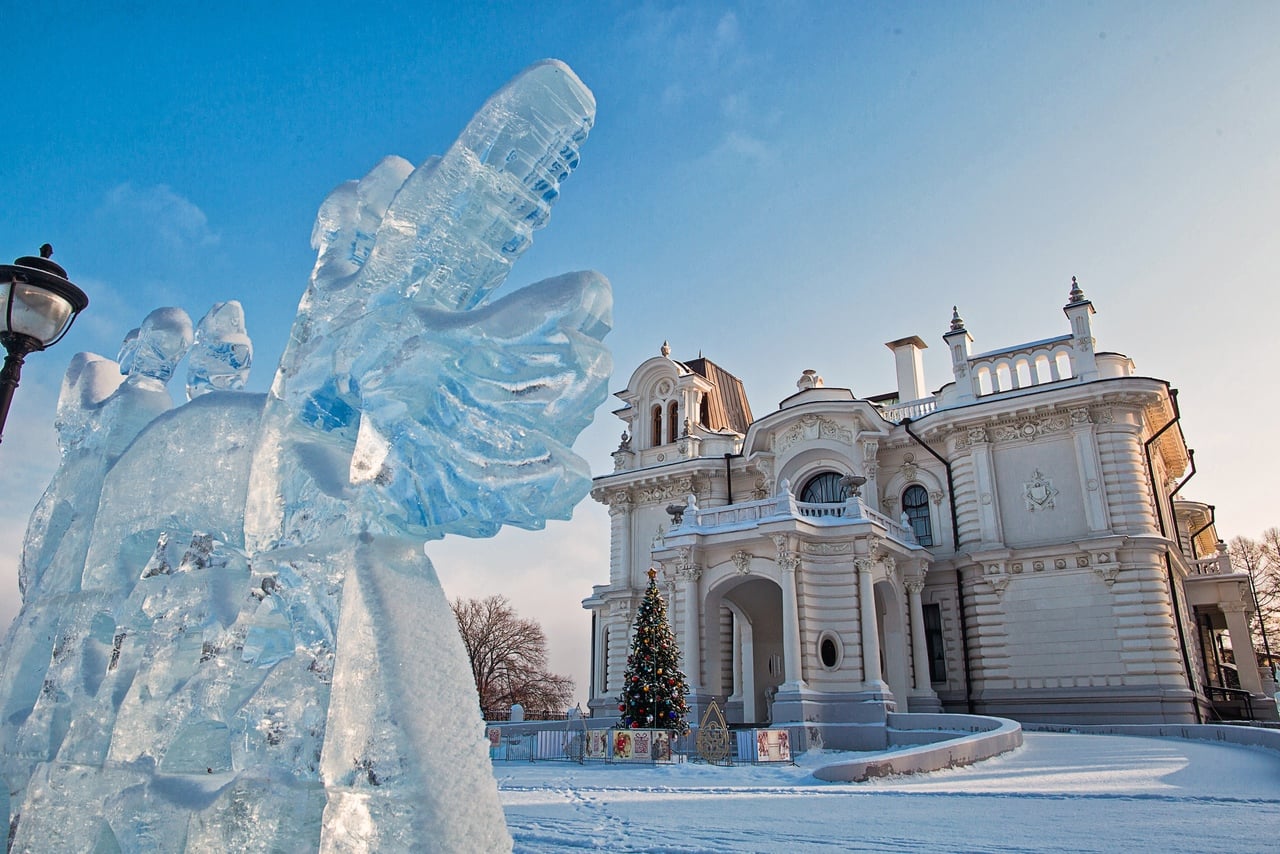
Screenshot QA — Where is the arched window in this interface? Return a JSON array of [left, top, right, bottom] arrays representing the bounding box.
[[800, 471, 848, 504], [902, 484, 933, 546], [651, 405, 663, 446], [698, 394, 710, 427], [667, 400, 680, 441]]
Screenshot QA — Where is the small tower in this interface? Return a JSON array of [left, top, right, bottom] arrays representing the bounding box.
[[1063, 277, 1099, 382], [943, 306, 975, 403]]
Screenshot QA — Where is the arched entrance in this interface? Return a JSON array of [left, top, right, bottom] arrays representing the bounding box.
[[704, 576, 784, 725], [874, 579, 910, 710]]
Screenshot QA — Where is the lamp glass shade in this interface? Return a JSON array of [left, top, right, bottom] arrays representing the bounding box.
[[1, 280, 77, 347]]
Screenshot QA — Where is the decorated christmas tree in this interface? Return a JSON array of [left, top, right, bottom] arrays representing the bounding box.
[[618, 568, 692, 732]]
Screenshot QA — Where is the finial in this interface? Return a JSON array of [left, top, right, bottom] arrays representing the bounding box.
[[1067, 275, 1086, 304], [949, 305, 966, 333], [660, 340, 671, 357], [796, 369, 823, 390], [647, 567, 657, 582], [40, 243, 53, 259]]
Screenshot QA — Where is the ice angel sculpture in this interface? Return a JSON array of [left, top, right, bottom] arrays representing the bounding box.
[[0, 59, 609, 852]]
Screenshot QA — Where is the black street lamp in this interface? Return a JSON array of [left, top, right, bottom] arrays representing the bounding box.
[[0, 245, 89, 445]]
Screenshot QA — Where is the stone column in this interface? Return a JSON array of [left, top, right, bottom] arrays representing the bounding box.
[[607, 490, 632, 588], [967, 428, 1003, 547], [773, 534, 806, 689], [1068, 408, 1111, 533], [857, 557, 886, 689], [1222, 603, 1264, 696], [675, 547, 702, 690], [905, 577, 934, 696]]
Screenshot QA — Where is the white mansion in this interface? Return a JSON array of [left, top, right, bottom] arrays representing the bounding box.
[[583, 281, 1277, 738]]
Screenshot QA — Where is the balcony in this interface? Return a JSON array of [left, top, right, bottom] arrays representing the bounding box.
[[671, 491, 920, 549]]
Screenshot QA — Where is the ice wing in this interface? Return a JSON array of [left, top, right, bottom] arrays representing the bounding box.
[[346, 271, 611, 540]]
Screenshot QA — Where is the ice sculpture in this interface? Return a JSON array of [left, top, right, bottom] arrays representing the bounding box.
[[0, 59, 609, 852]]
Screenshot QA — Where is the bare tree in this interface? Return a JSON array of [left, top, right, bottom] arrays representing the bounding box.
[[451, 595, 574, 719], [1229, 530, 1280, 666]]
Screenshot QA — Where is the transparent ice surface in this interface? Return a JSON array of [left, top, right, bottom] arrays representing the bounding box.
[[186, 300, 253, 400], [0, 59, 607, 853]]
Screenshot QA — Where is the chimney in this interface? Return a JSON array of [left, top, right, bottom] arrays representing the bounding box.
[[885, 336, 928, 402]]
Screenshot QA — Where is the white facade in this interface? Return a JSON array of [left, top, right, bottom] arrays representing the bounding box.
[[583, 283, 1277, 741]]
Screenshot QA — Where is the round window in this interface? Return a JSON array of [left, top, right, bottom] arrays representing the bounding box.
[[817, 633, 842, 669]]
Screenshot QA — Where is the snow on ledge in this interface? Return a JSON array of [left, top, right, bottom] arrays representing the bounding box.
[[813, 714, 1023, 782]]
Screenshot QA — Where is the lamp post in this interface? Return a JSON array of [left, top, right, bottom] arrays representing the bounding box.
[[0, 245, 89, 444]]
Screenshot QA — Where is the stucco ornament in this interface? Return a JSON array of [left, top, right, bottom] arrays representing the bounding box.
[[1024, 469, 1059, 512]]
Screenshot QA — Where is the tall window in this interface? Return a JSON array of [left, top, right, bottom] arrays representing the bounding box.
[[667, 400, 679, 442], [651, 405, 663, 446], [923, 603, 947, 683], [902, 484, 933, 546], [800, 471, 848, 504], [698, 394, 710, 427]]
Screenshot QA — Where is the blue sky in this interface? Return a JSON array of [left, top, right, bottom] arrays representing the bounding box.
[[3, 1, 1278, 700]]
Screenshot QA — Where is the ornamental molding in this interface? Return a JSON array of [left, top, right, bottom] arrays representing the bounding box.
[[853, 557, 874, 574], [633, 476, 698, 505], [607, 489, 634, 513], [771, 534, 801, 572], [904, 577, 925, 595], [773, 414, 854, 455], [952, 406, 1115, 450], [751, 458, 774, 500], [802, 541, 853, 555], [992, 414, 1070, 444]]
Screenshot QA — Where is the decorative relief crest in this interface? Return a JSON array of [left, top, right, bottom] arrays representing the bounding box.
[[899, 453, 918, 483], [990, 576, 1011, 597], [773, 414, 853, 454], [1023, 470, 1059, 512], [730, 550, 754, 575], [655, 379, 673, 396]]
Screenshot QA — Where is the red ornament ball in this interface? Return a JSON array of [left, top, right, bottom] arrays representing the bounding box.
[[618, 703, 625, 711]]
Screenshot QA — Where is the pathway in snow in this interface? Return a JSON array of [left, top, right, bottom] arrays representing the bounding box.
[[495, 732, 1280, 852]]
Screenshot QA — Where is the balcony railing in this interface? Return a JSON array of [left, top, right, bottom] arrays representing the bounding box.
[[678, 493, 918, 546], [877, 396, 938, 423]]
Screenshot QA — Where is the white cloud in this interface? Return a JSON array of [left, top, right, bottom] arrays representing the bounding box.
[[98, 183, 220, 253], [713, 130, 774, 165]]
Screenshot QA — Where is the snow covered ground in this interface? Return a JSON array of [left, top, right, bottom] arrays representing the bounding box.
[[495, 732, 1280, 852]]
